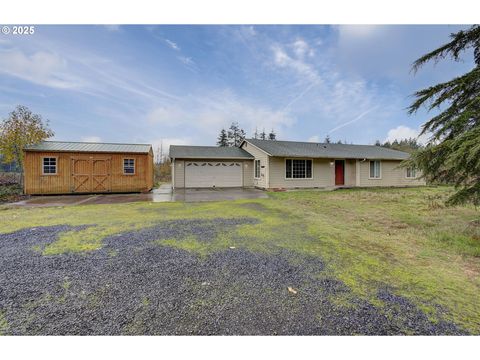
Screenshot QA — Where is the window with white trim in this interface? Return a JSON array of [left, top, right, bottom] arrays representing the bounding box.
[[42, 157, 57, 174], [369, 160, 381, 179], [123, 158, 135, 174], [254, 159, 261, 178], [406, 167, 417, 178], [286, 159, 312, 179]]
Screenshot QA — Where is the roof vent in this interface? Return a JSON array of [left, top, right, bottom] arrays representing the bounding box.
[[323, 145, 327, 148]]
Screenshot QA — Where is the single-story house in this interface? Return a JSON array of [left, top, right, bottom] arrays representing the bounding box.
[[170, 139, 425, 189], [23, 141, 154, 195]]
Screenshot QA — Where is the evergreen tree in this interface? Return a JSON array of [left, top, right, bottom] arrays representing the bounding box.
[[382, 138, 422, 153], [253, 127, 259, 139], [408, 25, 480, 205], [375, 140, 382, 146], [324, 135, 331, 144], [216, 128, 228, 147], [260, 128, 267, 140], [227, 122, 246, 147], [268, 129, 276, 140]]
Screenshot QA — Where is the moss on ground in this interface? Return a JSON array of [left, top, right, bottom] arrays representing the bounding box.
[[1, 186, 479, 332]]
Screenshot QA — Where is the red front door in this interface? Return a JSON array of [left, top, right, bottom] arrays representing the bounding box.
[[335, 160, 345, 186]]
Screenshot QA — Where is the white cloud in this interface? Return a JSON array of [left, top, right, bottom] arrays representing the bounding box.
[[146, 90, 296, 142], [292, 39, 314, 59], [384, 125, 429, 144], [178, 56, 194, 66], [272, 44, 319, 82], [165, 39, 180, 51], [151, 137, 191, 158], [308, 135, 320, 142], [0, 49, 83, 89], [81, 136, 102, 143]]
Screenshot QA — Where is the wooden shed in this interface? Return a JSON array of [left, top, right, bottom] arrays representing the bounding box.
[[23, 141, 154, 195]]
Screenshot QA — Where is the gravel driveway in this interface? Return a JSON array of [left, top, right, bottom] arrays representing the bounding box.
[[0, 219, 467, 335]]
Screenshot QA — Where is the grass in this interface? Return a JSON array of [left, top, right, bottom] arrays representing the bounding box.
[[1, 186, 479, 332]]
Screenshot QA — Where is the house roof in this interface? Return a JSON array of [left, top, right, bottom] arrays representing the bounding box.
[[169, 145, 254, 159], [24, 141, 152, 154], [244, 139, 410, 160]]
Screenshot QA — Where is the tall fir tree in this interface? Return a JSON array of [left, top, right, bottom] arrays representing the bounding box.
[[260, 128, 267, 140], [408, 25, 480, 205], [253, 127, 259, 139], [227, 122, 246, 147], [216, 128, 228, 147], [324, 135, 331, 143], [268, 129, 276, 140]]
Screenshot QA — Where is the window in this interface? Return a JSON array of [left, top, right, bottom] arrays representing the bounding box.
[[123, 158, 135, 174], [42, 157, 57, 174], [406, 167, 416, 178], [286, 159, 312, 179], [369, 160, 381, 179], [254, 160, 261, 178]]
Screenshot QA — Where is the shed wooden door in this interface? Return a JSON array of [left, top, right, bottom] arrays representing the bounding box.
[[92, 158, 111, 192], [335, 160, 345, 186], [71, 157, 111, 193], [71, 157, 91, 192]]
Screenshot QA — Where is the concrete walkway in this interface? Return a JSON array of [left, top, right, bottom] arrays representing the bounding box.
[[8, 184, 268, 207]]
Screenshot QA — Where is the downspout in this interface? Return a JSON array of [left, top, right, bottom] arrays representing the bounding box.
[[171, 157, 175, 190]]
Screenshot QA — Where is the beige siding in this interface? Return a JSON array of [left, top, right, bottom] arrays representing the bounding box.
[[269, 157, 334, 188], [243, 160, 254, 187], [241, 142, 269, 188], [358, 160, 426, 187], [173, 159, 185, 188], [344, 159, 356, 186]]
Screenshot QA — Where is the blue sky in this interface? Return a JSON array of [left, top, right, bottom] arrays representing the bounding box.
[[0, 25, 474, 150]]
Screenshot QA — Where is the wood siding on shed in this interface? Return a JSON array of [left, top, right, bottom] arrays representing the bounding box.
[[24, 151, 153, 195]]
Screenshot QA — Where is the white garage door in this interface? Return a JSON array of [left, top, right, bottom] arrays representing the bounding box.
[[185, 161, 243, 188]]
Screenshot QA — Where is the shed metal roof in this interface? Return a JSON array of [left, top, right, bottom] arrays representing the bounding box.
[[245, 139, 410, 160], [24, 141, 152, 154], [169, 145, 254, 159]]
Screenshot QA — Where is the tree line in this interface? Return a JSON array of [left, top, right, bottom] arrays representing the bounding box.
[[374, 138, 423, 153], [216, 122, 276, 147]]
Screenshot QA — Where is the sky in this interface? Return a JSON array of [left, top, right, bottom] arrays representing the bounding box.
[[0, 25, 475, 151]]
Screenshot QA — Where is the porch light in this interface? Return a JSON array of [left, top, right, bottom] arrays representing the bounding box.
[[329, 160, 334, 166]]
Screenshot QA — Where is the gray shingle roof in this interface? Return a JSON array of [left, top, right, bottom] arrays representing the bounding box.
[[24, 141, 152, 154], [245, 139, 410, 160], [169, 145, 254, 159]]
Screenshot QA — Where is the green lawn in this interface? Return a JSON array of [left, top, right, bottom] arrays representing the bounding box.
[[1, 186, 479, 333]]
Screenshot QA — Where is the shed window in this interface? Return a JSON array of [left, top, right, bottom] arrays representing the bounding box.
[[254, 160, 261, 178], [123, 159, 135, 174], [406, 167, 416, 178], [369, 160, 381, 179], [42, 157, 57, 174], [286, 159, 312, 179]]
